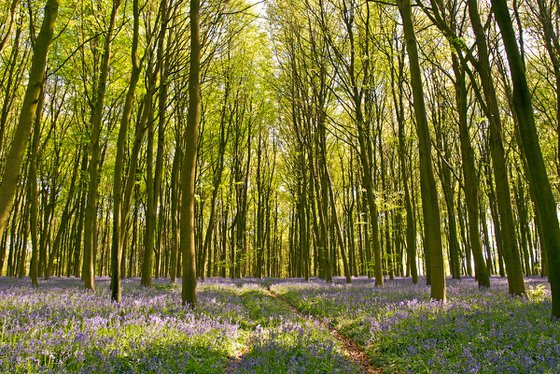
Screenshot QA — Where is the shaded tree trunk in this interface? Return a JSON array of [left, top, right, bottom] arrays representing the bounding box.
[[465, 0, 525, 296], [83, 0, 121, 290], [492, 0, 560, 317], [397, 0, 445, 300]]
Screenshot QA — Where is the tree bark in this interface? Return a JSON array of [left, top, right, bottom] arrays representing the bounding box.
[[0, 0, 59, 241], [181, 0, 201, 307], [111, 0, 140, 302], [466, 0, 525, 296], [397, 0, 446, 301], [492, 0, 560, 318]]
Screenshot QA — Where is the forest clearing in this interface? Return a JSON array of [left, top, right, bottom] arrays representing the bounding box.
[[0, 276, 558, 373]]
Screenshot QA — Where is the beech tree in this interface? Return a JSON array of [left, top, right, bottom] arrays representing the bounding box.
[[396, 0, 445, 300], [492, 0, 560, 317], [180, 0, 201, 307], [0, 0, 59, 246]]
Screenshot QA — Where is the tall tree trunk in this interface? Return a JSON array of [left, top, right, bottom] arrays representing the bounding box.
[[398, 0, 446, 301], [0, 0, 59, 241], [466, 0, 525, 296], [29, 86, 45, 287], [452, 54, 490, 287], [152, 15, 169, 278], [391, 45, 418, 284], [170, 129, 182, 284], [181, 0, 201, 307], [83, 0, 121, 290], [111, 0, 140, 302], [434, 111, 461, 280], [202, 78, 229, 279], [142, 4, 170, 284], [492, 0, 560, 317]]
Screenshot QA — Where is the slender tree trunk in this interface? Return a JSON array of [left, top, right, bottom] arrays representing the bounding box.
[[492, 0, 560, 317], [111, 0, 140, 302], [181, 0, 201, 307], [83, 0, 121, 290], [398, 0, 445, 300], [29, 86, 45, 287], [202, 80, 229, 278], [142, 5, 170, 283], [465, 0, 525, 296], [435, 117, 461, 280], [388, 38, 418, 284], [452, 54, 490, 287], [170, 131, 182, 284]]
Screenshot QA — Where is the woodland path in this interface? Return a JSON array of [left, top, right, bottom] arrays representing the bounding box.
[[226, 283, 381, 373], [263, 285, 381, 374], [265, 286, 381, 374]]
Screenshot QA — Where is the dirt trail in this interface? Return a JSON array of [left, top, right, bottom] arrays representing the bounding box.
[[265, 286, 382, 374], [226, 348, 247, 374]]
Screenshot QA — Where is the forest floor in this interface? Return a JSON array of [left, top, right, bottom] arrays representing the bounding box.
[[0, 275, 558, 373], [264, 286, 381, 373]]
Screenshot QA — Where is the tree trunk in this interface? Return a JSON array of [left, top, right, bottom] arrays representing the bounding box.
[[452, 54, 489, 287], [29, 86, 45, 287], [492, 0, 560, 317], [111, 0, 140, 302], [181, 0, 201, 307], [83, 0, 121, 291], [466, 0, 525, 296], [398, 0, 446, 301], [0, 0, 59, 241]]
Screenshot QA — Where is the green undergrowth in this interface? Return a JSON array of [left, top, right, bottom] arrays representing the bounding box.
[[271, 277, 560, 374], [232, 283, 361, 373], [0, 278, 360, 373]]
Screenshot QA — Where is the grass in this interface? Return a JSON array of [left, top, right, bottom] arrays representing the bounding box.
[[0, 276, 558, 373], [0, 277, 358, 373], [271, 276, 560, 374]]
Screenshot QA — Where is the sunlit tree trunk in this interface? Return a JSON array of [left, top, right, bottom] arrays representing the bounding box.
[[388, 39, 418, 283], [111, 0, 140, 302], [0, 0, 59, 242], [202, 75, 230, 279], [181, 0, 201, 307]]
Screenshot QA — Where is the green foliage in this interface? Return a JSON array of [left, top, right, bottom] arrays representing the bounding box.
[[527, 284, 549, 302]]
